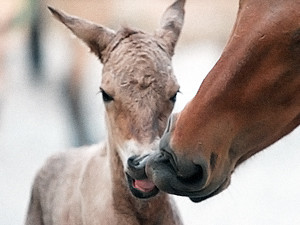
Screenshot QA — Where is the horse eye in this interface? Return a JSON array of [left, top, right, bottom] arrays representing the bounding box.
[[169, 92, 177, 103], [100, 88, 114, 102]]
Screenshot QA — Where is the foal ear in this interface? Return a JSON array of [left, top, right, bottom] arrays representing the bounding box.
[[48, 6, 115, 61], [157, 0, 185, 56]]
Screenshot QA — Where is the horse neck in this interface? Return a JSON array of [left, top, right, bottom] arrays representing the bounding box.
[[106, 141, 176, 224]]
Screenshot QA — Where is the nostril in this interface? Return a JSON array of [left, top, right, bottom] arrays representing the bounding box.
[[177, 165, 204, 185], [161, 149, 178, 172], [127, 155, 150, 180], [128, 156, 139, 167], [165, 116, 172, 133], [127, 155, 149, 169], [163, 113, 177, 135], [174, 158, 209, 188]]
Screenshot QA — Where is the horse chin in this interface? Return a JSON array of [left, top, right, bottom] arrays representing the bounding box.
[[188, 178, 230, 202], [126, 173, 159, 199]]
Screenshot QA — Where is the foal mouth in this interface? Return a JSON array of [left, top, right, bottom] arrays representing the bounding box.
[[126, 173, 159, 199], [133, 178, 156, 192], [126, 154, 159, 198]]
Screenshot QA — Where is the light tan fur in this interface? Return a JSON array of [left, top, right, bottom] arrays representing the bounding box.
[[25, 1, 185, 224], [26, 144, 181, 224]]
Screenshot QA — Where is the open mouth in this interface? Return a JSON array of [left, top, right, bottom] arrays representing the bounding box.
[[126, 173, 159, 199]]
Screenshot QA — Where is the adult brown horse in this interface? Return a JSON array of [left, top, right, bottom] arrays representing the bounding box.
[[142, 0, 300, 202]]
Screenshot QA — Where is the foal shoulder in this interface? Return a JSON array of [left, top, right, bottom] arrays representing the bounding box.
[[32, 143, 106, 202], [28, 144, 106, 223]]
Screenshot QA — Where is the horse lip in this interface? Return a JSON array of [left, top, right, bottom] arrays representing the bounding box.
[[146, 152, 201, 193], [146, 152, 230, 200], [188, 177, 230, 202]]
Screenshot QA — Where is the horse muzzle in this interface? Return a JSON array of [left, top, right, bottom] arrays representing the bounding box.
[[145, 114, 230, 202], [145, 149, 230, 202]]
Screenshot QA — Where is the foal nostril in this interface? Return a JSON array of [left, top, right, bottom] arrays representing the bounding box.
[[127, 155, 149, 169], [127, 155, 150, 180], [128, 156, 139, 167]]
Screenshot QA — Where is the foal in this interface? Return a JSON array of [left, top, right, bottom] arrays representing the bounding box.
[[25, 0, 185, 224]]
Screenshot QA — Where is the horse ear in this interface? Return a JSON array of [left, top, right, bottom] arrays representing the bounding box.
[[48, 6, 115, 61], [157, 0, 185, 56]]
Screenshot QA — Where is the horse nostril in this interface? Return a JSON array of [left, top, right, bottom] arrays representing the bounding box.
[[164, 113, 177, 134], [177, 165, 204, 185], [161, 149, 178, 172], [172, 157, 209, 188], [165, 116, 172, 133]]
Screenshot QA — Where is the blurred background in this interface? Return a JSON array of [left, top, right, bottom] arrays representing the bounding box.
[[0, 0, 299, 224]]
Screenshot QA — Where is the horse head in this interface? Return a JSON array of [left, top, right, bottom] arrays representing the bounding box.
[[146, 0, 300, 202]]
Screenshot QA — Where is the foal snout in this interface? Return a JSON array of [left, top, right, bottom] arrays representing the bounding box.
[[126, 154, 159, 199], [127, 155, 150, 180]]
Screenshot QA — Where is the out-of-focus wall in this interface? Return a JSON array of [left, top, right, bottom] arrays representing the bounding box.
[[1, 1, 241, 224], [47, 0, 239, 47], [2, 1, 300, 225], [114, 0, 239, 47]]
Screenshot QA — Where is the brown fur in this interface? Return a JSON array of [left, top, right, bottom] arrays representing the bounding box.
[[25, 1, 185, 224], [146, 0, 300, 202]]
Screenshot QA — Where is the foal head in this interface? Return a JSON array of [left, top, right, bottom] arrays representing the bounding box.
[[49, 0, 185, 199]]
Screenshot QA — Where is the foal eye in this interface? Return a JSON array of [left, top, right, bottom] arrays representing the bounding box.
[[100, 88, 114, 102], [169, 92, 177, 103]]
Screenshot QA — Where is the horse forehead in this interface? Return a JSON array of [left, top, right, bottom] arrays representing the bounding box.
[[102, 33, 175, 92], [105, 33, 172, 75]]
